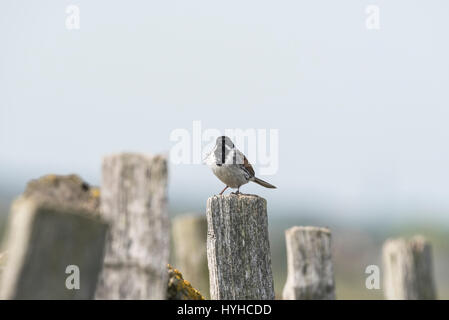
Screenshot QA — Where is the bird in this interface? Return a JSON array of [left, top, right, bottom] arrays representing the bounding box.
[[204, 136, 276, 195]]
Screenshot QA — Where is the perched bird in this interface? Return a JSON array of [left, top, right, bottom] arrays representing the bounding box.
[[204, 136, 276, 195]]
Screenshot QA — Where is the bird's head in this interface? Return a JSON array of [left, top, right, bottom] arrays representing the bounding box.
[[215, 136, 235, 149], [213, 136, 236, 165]]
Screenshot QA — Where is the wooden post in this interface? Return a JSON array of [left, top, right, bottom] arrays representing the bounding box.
[[382, 235, 437, 300], [282, 226, 335, 300], [0, 198, 108, 299], [206, 194, 274, 300], [95, 153, 169, 299], [172, 215, 209, 298]]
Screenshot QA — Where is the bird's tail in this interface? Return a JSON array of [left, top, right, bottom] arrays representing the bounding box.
[[252, 177, 276, 189]]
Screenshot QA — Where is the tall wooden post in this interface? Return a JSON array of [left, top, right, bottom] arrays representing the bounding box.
[[382, 236, 437, 300], [0, 198, 108, 299], [172, 215, 209, 298], [95, 153, 170, 299], [206, 194, 274, 300], [282, 226, 335, 300]]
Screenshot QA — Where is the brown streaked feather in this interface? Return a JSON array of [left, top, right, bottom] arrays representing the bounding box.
[[243, 155, 255, 177]]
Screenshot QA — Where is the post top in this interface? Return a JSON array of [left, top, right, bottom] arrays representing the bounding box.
[[211, 193, 262, 198], [173, 213, 205, 222], [208, 193, 266, 201], [22, 174, 100, 214], [383, 235, 430, 251], [103, 152, 166, 162], [285, 225, 331, 235]]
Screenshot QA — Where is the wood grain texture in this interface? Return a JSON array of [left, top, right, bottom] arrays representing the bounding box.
[[172, 215, 209, 298], [95, 153, 169, 299], [382, 236, 437, 300], [282, 226, 335, 300], [0, 198, 108, 299], [206, 194, 274, 300]]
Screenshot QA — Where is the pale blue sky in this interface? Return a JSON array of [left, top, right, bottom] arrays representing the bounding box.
[[1, 1, 449, 223]]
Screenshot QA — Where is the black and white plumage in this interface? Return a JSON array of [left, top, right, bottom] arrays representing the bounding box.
[[204, 136, 276, 195]]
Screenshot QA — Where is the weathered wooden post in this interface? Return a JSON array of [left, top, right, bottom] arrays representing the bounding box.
[[206, 194, 274, 300], [95, 153, 170, 299], [382, 235, 437, 300], [0, 198, 108, 299], [0, 174, 107, 299], [172, 214, 209, 298], [282, 226, 335, 300]]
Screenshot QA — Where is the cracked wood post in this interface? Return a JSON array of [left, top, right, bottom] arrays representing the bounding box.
[[172, 215, 209, 298], [282, 226, 335, 300], [0, 198, 108, 299], [206, 194, 275, 300], [382, 235, 437, 300], [95, 153, 169, 299]]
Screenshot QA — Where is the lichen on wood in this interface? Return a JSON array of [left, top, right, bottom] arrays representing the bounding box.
[[172, 215, 209, 298], [166, 264, 205, 300]]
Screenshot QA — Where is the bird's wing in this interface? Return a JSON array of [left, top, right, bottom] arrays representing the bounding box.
[[242, 155, 255, 177]]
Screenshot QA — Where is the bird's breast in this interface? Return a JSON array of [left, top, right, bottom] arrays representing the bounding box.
[[211, 164, 249, 188]]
